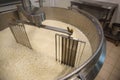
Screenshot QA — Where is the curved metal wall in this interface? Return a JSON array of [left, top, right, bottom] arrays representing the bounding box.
[[40, 7, 105, 80]]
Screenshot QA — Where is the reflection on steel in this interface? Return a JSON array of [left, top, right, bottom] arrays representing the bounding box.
[[9, 22, 32, 49], [21, 0, 32, 11], [17, 5, 73, 35], [55, 34, 86, 67], [18, 0, 74, 37], [39, 0, 43, 7], [41, 25, 72, 35], [13, 20, 72, 35], [19, 0, 45, 26], [17, 5, 46, 26]]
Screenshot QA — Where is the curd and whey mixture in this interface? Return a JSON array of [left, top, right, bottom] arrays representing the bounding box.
[[0, 20, 92, 80]]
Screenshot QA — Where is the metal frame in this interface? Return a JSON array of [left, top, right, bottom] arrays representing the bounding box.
[[55, 34, 86, 67], [9, 22, 32, 49]]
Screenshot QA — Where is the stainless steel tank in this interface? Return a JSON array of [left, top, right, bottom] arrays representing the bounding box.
[[17, 6, 106, 80], [0, 1, 106, 80]]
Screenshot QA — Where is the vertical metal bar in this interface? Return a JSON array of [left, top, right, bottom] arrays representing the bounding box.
[[74, 40, 79, 67], [61, 36, 64, 64], [63, 37, 67, 64], [67, 38, 73, 66], [55, 34, 61, 61], [70, 40, 78, 67], [69, 39, 74, 66], [59, 35, 62, 62], [65, 37, 70, 65], [61, 36, 67, 64], [55, 34, 62, 62], [75, 42, 82, 66], [64, 37, 68, 64], [55, 34, 57, 61]]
